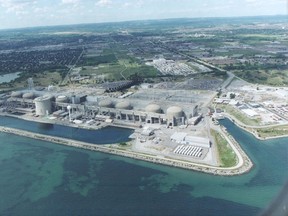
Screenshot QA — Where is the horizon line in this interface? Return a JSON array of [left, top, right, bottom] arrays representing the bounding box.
[[0, 13, 287, 32]]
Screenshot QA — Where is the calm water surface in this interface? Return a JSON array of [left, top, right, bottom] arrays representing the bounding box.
[[0, 72, 21, 83], [0, 116, 133, 144], [0, 118, 287, 216]]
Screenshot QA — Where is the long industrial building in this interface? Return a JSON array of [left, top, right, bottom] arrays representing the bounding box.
[[7, 90, 198, 127]]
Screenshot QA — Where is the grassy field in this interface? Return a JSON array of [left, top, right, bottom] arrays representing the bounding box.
[[217, 104, 260, 126], [234, 69, 288, 86], [256, 125, 288, 139], [211, 129, 237, 167], [80, 64, 158, 81], [80, 64, 125, 80], [80, 54, 117, 66], [79, 46, 159, 81]]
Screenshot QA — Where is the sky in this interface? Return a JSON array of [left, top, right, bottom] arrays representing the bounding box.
[[0, 0, 287, 29]]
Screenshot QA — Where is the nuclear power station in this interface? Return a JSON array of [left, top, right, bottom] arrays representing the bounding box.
[[7, 88, 199, 127]]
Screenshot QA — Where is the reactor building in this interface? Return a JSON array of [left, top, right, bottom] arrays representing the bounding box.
[[7, 89, 198, 127]]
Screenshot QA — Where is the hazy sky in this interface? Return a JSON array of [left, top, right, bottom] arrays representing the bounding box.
[[0, 0, 286, 29]]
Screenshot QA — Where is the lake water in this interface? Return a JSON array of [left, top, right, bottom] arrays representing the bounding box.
[[0, 72, 21, 83], [0, 116, 133, 144], [0, 117, 287, 215]]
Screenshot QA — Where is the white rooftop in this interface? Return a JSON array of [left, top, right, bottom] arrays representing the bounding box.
[[170, 132, 187, 142]]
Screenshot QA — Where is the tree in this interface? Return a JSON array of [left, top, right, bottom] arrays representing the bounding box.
[[230, 93, 236, 99]]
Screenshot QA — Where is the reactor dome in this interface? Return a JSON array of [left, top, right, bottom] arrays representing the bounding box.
[[43, 94, 55, 101], [22, 92, 35, 99], [167, 106, 183, 119], [11, 91, 22, 98], [115, 101, 132, 110], [145, 104, 162, 113], [99, 99, 114, 108], [56, 95, 69, 103], [34, 95, 53, 102]]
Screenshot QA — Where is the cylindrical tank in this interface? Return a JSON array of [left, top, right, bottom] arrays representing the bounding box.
[[99, 99, 114, 108], [56, 95, 69, 103], [145, 104, 162, 113], [115, 101, 132, 110], [22, 92, 35, 99], [11, 91, 22, 98], [34, 95, 53, 116], [167, 106, 183, 119]]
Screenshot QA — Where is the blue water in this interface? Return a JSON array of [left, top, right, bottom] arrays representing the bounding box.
[[0, 72, 21, 84], [0, 116, 133, 144], [0, 117, 287, 216]]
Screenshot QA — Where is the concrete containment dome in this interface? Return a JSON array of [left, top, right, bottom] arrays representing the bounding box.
[[99, 99, 114, 108], [115, 101, 132, 110], [56, 95, 69, 103], [11, 91, 22, 98], [34, 95, 53, 116], [167, 106, 183, 119], [22, 92, 35, 99], [145, 104, 162, 113], [44, 94, 55, 101]]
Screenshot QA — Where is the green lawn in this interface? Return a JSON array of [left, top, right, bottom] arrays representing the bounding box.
[[80, 63, 158, 81], [211, 129, 237, 167], [256, 125, 288, 139]]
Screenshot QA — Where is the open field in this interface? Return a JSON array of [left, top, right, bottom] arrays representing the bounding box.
[[80, 64, 158, 81], [211, 129, 237, 167], [233, 69, 288, 86], [78, 45, 159, 81], [256, 125, 288, 139]]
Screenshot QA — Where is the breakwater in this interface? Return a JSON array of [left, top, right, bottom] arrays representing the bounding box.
[[0, 126, 253, 176]]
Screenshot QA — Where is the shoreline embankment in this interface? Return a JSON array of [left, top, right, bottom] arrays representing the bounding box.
[[0, 125, 253, 176], [222, 113, 288, 141]]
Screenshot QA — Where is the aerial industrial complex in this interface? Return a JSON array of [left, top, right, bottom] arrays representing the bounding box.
[[1, 16, 287, 175], [0, 77, 254, 176], [7, 87, 199, 127]]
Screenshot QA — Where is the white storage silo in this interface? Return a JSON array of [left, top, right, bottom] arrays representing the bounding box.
[[34, 95, 53, 116]]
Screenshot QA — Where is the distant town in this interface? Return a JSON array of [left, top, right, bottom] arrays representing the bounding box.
[[0, 15, 287, 175]]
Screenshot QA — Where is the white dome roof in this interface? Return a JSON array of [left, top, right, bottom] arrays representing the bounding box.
[[22, 92, 35, 99], [56, 95, 68, 103], [167, 106, 183, 118], [34, 95, 53, 102], [145, 104, 162, 113], [11, 91, 22, 98], [115, 101, 132, 110], [99, 99, 114, 108]]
